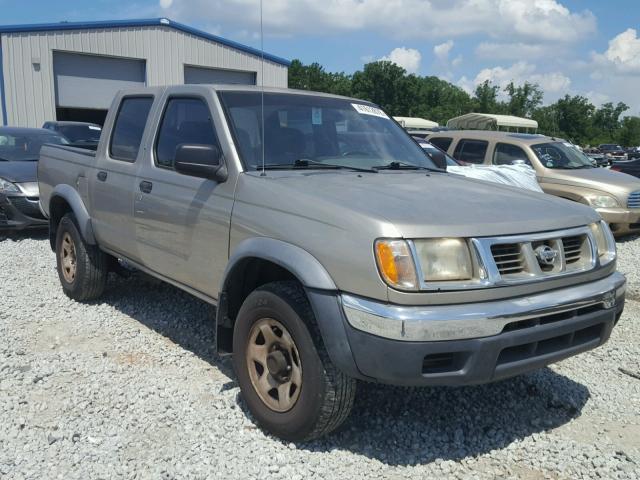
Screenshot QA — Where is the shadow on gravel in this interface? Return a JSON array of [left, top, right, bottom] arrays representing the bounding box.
[[303, 370, 590, 466], [0, 229, 48, 242], [97, 270, 590, 467], [615, 233, 640, 244], [99, 271, 235, 379]]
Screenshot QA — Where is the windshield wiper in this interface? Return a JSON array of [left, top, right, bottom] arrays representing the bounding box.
[[257, 159, 377, 173], [373, 161, 434, 171]]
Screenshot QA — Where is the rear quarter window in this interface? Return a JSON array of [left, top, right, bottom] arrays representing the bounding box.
[[429, 137, 453, 152], [453, 139, 488, 164], [109, 97, 154, 162]]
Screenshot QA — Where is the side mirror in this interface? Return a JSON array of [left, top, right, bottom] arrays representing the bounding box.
[[174, 144, 227, 182]]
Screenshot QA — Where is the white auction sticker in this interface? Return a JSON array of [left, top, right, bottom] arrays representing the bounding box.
[[351, 103, 388, 118]]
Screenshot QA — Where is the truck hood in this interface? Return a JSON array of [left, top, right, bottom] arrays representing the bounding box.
[[251, 171, 600, 238], [0, 161, 38, 183], [541, 167, 640, 199]]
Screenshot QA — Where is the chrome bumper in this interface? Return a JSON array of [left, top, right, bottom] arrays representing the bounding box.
[[342, 272, 626, 342]]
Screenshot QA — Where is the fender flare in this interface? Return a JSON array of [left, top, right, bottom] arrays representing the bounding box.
[[216, 237, 363, 378], [220, 237, 337, 293], [50, 184, 97, 245]]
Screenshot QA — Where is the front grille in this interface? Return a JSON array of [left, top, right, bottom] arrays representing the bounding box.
[[628, 191, 640, 209], [0, 205, 7, 223], [562, 235, 583, 264], [491, 244, 525, 275], [9, 197, 44, 219], [490, 233, 592, 280]]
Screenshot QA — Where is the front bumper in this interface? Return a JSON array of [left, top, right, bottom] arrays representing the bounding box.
[[327, 272, 626, 386], [596, 207, 640, 235], [0, 193, 47, 230]]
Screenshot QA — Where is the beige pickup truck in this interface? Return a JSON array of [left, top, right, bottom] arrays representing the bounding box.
[[429, 131, 640, 236]]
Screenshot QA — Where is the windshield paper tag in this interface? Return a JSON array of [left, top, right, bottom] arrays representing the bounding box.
[[351, 103, 388, 118], [312, 107, 322, 125], [89, 126, 101, 130]]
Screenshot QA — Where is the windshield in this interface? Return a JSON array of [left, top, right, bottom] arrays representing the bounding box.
[[0, 132, 68, 161], [531, 142, 593, 170], [58, 125, 101, 143], [218, 92, 436, 171], [600, 144, 623, 151]]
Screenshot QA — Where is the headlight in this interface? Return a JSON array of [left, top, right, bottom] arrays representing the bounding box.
[[374, 239, 418, 290], [413, 238, 473, 281], [589, 221, 616, 266], [0, 177, 19, 193], [585, 194, 619, 208]]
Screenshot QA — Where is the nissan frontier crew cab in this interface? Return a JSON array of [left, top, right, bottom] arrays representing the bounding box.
[[38, 85, 626, 441]]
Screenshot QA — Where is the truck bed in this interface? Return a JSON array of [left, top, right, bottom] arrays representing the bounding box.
[[38, 144, 98, 218]]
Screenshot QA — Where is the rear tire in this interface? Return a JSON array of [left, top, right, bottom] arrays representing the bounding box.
[[233, 281, 356, 441], [55, 213, 107, 301]]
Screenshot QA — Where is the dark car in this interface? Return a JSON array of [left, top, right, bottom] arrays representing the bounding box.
[[611, 158, 640, 178], [413, 136, 460, 168], [599, 144, 627, 161], [42, 121, 102, 151], [625, 146, 640, 160], [0, 127, 68, 230], [583, 147, 611, 167]]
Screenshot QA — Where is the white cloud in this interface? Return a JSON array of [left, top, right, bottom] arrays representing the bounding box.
[[158, 0, 595, 43], [458, 61, 571, 102], [433, 40, 454, 61], [597, 28, 640, 73], [379, 47, 422, 74]]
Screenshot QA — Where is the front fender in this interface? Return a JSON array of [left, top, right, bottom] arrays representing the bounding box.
[[221, 237, 337, 292], [50, 184, 96, 244]]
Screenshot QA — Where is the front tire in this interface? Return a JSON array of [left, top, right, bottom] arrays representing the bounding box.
[[233, 281, 356, 441], [55, 213, 107, 301]]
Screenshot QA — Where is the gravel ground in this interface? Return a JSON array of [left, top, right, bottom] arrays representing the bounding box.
[[0, 231, 639, 480]]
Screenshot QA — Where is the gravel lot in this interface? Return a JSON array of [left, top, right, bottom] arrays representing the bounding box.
[[1, 231, 639, 480]]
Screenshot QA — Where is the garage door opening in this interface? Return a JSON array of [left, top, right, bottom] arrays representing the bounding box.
[[53, 51, 146, 124], [184, 65, 256, 85], [56, 107, 108, 126]]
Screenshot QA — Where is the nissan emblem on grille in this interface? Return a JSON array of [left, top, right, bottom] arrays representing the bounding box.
[[535, 245, 558, 265]]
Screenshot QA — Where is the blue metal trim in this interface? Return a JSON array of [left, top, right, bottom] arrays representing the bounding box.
[[0, 39, 7, 125], [0, 18, 291, 67]]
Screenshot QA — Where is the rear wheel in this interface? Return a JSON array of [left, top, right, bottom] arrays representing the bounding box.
[[55, 213, 107, 301], [233, 281, 356, 441]]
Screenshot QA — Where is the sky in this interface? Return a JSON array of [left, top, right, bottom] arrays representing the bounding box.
[[2, 0, 640, 113]]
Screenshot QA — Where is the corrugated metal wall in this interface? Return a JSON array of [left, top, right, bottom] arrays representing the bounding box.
[[0, 26, 288, 127]]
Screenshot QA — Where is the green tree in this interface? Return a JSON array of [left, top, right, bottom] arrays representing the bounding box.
[[592, 102, 629, 141], [553, 95, 595, 144], [350, 61, 411, 115], [617, 116, 640, 146], [504, 82, 543, 117], [473, 80, 501, 114]]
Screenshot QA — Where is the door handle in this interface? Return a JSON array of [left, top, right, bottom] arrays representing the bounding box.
[[97, 171, 108, 182], [139, 181, 153, 194]]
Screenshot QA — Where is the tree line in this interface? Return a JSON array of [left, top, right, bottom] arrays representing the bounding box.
[[288, 59, 640, 147]]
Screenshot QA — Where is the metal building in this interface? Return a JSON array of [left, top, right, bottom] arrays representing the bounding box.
[[0, 18, 290, 127]]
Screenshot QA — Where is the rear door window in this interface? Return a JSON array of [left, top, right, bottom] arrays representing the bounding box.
[[110, 97, 154, 162], [429, 137, 453, 152], [155, 97, 219, 170], [493, 143, 531, 165], [453, 139, 488, 164]]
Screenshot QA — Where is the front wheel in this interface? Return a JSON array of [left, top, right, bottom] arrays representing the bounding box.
[[232, 281, 356, 441]]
